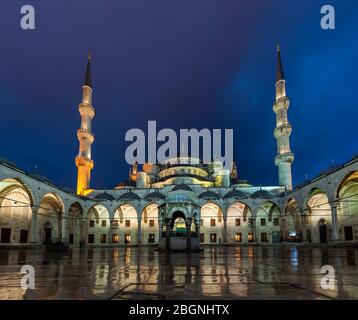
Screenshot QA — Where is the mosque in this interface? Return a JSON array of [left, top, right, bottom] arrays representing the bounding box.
[[0, 48, 357, 249]]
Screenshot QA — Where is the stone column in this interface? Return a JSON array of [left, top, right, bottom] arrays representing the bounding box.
[[281, 217, 287, 241], [57, 214, 62, 242], [30, 207, 38, 243], [252, 217, 257, 242], [223, 218, 228, 243], [186, 219, 192, 251], [137, 218, 142, 244], [331, 205, 340, 241], [195, 222, 200, 239], [300, 211, 307, 242], [108, 220, 113, 244], [195, 221, 201, 248], [80, 219, 87, 246], [61, 214, 68, 244], [158, 220, 163, 245], [165, 220, 171, 250]]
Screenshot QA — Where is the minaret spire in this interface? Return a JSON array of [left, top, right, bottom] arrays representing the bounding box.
[[75, 52, 95, 195], [276, 44, 285, 83], [84, 50, 92, 88], [273, 45, 294, 190]]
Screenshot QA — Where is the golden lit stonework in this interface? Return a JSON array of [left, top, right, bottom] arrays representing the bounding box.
[[75, 52, 95, 195]]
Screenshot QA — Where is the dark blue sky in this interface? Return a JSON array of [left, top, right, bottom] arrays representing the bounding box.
[[0, 0, 357, 191]]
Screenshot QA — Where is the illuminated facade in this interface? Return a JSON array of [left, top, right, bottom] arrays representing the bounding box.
[[0, 49, 357, 248]]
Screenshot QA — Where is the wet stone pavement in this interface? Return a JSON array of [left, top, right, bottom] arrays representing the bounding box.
[[0, 245, 357, 300]]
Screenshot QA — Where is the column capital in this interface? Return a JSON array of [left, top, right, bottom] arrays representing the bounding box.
[[31, 205, 39, 213]]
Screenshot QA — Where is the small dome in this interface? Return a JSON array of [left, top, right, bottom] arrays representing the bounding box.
[[115, 180, 136, 188], [118, 192, 140, 201], [145, 192, 165, 200], [224, 189, 248, 199], [172, 184, 193, 192], [199, 191, 220, 199], [93, 192, 115, 201], [251, 190, 274, 198], [236, 179, 251, 185]]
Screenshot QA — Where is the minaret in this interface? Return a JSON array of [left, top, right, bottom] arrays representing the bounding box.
[[130, 162, 138, 182], [75, 51, 95, 195], [273, 45, 294, 191]]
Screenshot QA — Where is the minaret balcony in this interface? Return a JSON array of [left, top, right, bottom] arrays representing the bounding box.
[[78, 104, 95, 118], [274, 152, 294, 165], [75, 156, 94, 169], [273, 97, 290, 113], [77, 129, 95, 143], [274, 124, 292, 138]]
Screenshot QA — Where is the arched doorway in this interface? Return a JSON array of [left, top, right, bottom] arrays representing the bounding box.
[[43, 221, 52, 244], [38, 193, 64, 244], [171, 211, 186, 235], [0, 178, 33, 244], [159, 205, 200, 252], [307, 189, 332, 244], [318, 219, 328, 243]]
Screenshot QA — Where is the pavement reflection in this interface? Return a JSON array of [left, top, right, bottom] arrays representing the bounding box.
[[0, 246, 357, 300]]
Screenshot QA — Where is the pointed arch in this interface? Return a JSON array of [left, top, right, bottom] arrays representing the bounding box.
[[226, 202, 253, 243], [256, 201, 281, 243], [141, 203, 159, 244], [66, 202, 84, 245], [306, 191, 332, 243], [336, 171, 358, 198], [284, 198, 302, 241], [0, 177, 35, 207], [200, 202, 224, 244], [112, 203, 138, 245], [37, 193, 65, 244], [0, 178, 34, 244]]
